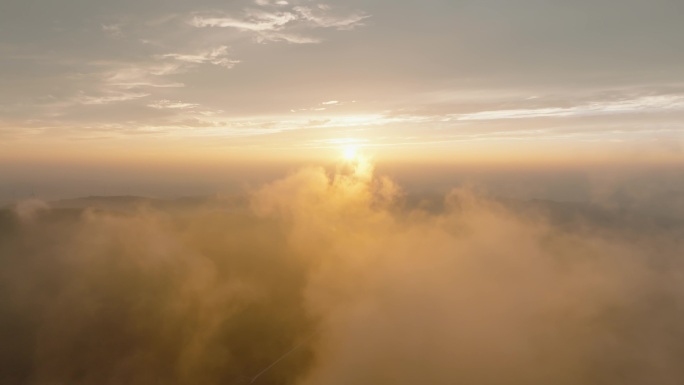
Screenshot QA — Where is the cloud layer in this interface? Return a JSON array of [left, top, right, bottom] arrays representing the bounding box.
[[2, 160, 684, 384]]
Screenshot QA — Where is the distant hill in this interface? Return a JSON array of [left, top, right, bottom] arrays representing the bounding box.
[[49, 194, 251, 211], [2, 192, 682, 235], [50, 195, 164, 210]]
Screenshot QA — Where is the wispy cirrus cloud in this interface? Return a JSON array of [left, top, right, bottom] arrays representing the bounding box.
[[147, 99, 200, 110], [161, 46, 241, 69], [290, 99, 353, 112], [67, 62, 184, 106], [101, 23, 123, 38], [80, 7, 303, 109], [74, 46, 237, 107], [77, 91, 151, 105], [293, 5, 369, 30], [191, 12, 296, 31], [191, 3, 369, 44], [0, 0, 373, 133], [103, 62, 186, 89], [457, 95, 684, 121], [255, 0, 290, 6]]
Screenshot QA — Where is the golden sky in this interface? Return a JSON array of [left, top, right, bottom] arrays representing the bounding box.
[[1, 0, 684, 202]]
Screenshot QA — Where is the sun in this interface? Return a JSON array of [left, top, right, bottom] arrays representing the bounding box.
[[342, 145, 358, 161]]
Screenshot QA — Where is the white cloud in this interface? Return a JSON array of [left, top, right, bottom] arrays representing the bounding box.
[[105, 63, 186, 89], [293, 6, 369, 30], [191, 12, 297, 31], [162, 46, 240, 69], [69, 62, 186, 109], [101, 23, 123, 38], [190, 3, 369, 44], [291, 100, 345, 113], [255, 32, 321, 44], [147, 100, 200, 110], [77, 91, 150, 105], [86, 47, 236, 107], [254, 0, 289, 6], [457, 95, 684, 121]]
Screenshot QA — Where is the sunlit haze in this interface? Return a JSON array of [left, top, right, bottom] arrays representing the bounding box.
[[2, 1, 684, 384], [1, 0, 683, 185], [342, 146, 358, 161]]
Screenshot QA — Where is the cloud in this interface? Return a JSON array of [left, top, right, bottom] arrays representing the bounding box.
[[76, 91, 151, 105], [191, 7, 368, 31], [255, 32, 322, 44], [66, 63, 185, 107], [457, 94, 684, 121], [253, 160, 684, 385], [101, 23, 123, 38], [147, 99, 200, 110], [255, 0, 289, 6], [73, 46, 236, 111], [191, 2, 369, 43], [293, 5, 369, 30], [13, 198, 50, 222], [104, 63, 186, 89], [161, 46, 241, 69], [2, 160, 684, 384], [191, 12, 297, 31]]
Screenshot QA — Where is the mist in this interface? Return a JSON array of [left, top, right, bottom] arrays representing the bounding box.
[[1, 159, 684, 385]]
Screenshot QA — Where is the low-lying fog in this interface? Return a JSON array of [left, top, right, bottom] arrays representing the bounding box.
[[2, 159, 684, 385]]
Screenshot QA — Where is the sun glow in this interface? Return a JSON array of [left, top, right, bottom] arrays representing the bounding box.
[[343, 146, 358, 161]]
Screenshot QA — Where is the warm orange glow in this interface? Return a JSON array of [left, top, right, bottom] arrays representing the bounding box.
[[343, 146, 358, 161]]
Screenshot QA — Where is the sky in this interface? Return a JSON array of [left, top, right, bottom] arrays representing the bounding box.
[[1, 0, 683, 200], [2, 4, 684, 382]]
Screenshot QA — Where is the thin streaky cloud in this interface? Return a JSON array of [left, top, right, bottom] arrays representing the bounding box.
[[161, 46, 240, 69], [147, 100, 200, 110], [101, 23, 123, 38], [190, 12, 297, 31], [104, 63, 186, 89], [293, 6, 369, 30], [190, 2, 369, 44], [76, 92, 150, 105], [254, 0, 289, 7], [255, 32, 321, 44], [1, 0, 682, 160], [457, 95, 684, 121]]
